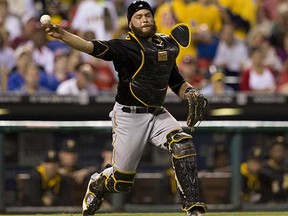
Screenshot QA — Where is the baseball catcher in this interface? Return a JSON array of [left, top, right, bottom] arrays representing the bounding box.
[[43, 1, 208, 215]]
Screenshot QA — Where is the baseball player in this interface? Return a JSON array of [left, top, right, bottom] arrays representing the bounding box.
[[42, 1, 208, 215]]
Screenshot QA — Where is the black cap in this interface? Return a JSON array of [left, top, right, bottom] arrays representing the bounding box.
[[60, 139, 77, 152], [127, 0, 154, 22], [43, 150, 59, 163]]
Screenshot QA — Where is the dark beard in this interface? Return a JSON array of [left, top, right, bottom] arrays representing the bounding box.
[[131, 23, 157, 39]]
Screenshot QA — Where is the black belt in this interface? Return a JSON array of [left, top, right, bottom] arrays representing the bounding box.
[[122, 106, 162, 114]]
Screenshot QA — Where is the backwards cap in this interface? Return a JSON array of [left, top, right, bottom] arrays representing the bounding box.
[[127, 0, 154, 22]]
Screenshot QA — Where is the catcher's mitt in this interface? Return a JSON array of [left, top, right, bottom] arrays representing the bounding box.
[[184, 87, 208, 129]]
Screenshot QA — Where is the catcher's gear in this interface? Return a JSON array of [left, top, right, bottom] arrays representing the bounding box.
[[166, 130, 194, 159], [82, 172, 105, 216], [105, 169, 136, 193], [166, 130, 207, 214], [171, 24, 191, 48], [184, 87, 208, 129], [82, 167, 136, 216], [128, 31, 179, 107]]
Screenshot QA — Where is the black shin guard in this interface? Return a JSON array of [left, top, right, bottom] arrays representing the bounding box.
[[166, 130, 207, 213], [173, 155, 206, 212]]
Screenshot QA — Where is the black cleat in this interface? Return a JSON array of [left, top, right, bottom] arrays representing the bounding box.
[[82, 173, 103, 216]]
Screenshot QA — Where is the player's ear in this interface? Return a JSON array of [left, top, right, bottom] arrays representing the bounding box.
[[129, 22, 132, 30]]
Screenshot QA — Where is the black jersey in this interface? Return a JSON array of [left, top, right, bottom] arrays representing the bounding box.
[[90, 32, 185, 107]]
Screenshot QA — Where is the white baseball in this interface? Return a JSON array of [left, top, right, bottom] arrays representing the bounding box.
[[40, 14, 51, 25]]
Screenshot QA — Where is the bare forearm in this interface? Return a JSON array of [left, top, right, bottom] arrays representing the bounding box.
[[45, 24, 94, 53], [61, 30, 94, 54]]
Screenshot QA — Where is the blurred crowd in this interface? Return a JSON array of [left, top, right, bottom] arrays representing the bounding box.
[[1, 0, 288, 96]]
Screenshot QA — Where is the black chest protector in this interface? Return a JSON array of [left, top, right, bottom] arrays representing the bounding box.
[[129, 33, 179, 107]]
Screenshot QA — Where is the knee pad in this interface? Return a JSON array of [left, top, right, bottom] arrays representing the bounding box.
[[166, 129, 196, 159], [105, 169, 136, 193]]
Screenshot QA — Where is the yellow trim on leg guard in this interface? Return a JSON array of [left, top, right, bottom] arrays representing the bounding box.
[[166, 129, 195, 159], [183, 202, 207, 213], [105, 169, 136, 193]]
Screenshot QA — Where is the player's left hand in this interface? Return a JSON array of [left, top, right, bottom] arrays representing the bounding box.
[[184, 87, 208, 129]]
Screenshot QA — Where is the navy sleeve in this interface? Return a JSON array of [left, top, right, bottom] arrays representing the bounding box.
[[90, 39, 126, 62], [168, 63, 185, 95]]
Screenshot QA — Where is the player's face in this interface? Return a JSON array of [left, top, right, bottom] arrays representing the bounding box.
[[129, 9, 156, 39]]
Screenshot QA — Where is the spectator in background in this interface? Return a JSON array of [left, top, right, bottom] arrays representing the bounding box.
[[217, 0, 258, 40], [20, 23, 55, 75], [56, 62, 98, 95], [8, 46, 51, 91], [213, 24, 249, 90], [44, 0, 68, 23], [269, 2, 288, 51], [240, 48, 276, 93], [111, 0, 127, 18], [187, 0, 222, 38], [260, 37, 282, 74], [13, 63, 51, 95], [66, 49, 83, 75], [259, 0, 282, 22], [252, 0, 274, 33], [186, 0, 222, 66], [76, 29, 117, 92], [195, 24, 219, 67], [0, 27, 15, 75], [276, 32, 288, 64], [112, 14, 129, 39], [42, 0, 72, 53], [45, 49, 74, 91], [246, 32, 282, 74], [200, 69, 235, 96], [154, 0, 187, 35], [277, 57, 288, 95], [262, 138, 288, 203], [22, 150, 71, 206], [94, 63, 118, 92], [178, 55, 207, 90], [7, 0, 37, 18], [8, 46, 32, 91], [11, 12, 39, 50], [70, 0, 118, 40], [0, 0, 22, 43], [34, 0, 77, 18]]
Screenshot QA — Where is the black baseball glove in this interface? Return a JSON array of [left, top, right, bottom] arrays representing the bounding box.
[[184, 87, 208, 129]]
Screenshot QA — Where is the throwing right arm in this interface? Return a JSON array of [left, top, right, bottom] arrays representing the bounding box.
[[44, 24, 94, 54]]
